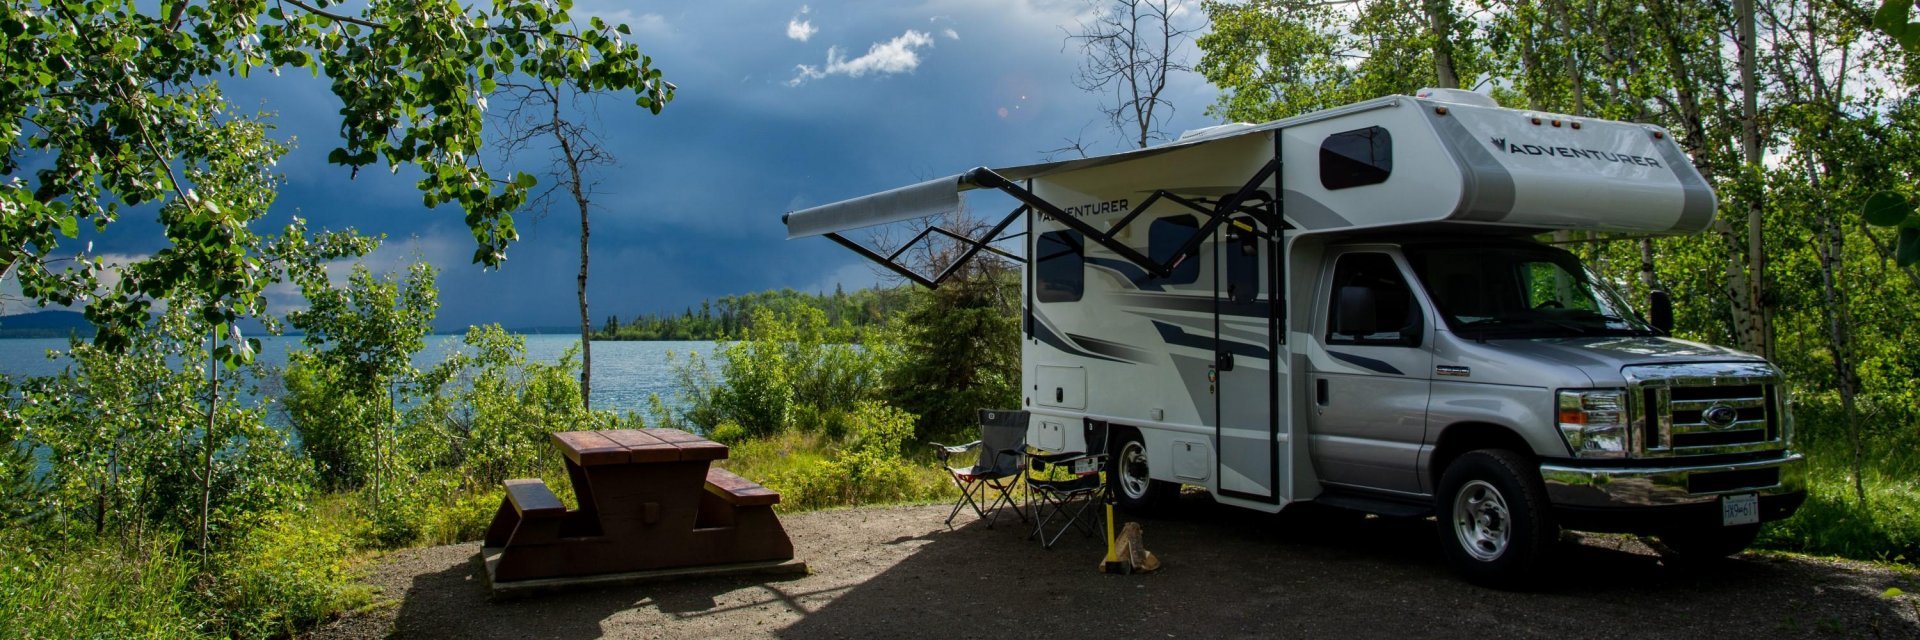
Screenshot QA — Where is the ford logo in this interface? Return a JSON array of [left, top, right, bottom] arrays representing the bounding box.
[[1702, 404, 1741, 429]]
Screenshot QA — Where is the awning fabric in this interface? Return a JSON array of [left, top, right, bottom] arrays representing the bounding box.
[[782, 121, 1274, 239]]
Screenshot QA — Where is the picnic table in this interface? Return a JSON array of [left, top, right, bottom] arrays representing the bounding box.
[[479, 428, 804, 596]]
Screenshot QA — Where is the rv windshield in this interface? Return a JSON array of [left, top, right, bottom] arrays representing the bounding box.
[[1404, 244, 1653, 339]]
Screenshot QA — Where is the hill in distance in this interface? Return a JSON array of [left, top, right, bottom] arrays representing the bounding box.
[[0, 310, 94, 339]]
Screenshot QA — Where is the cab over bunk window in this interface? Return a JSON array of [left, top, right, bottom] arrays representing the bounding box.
[[1036, 230, 1085, 303], [1320, 126, 1393, 190], [1326, 252, 1421, 346], [1148, 215, 1201, 285]]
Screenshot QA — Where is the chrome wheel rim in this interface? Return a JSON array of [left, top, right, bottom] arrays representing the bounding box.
[[1452, 480, 1511, 562], [1119, 441, 1150, 500]]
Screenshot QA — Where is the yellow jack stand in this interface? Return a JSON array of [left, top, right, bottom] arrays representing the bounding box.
[[1099, 470, 1125, 574]]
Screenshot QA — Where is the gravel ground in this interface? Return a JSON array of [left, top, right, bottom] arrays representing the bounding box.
[[305, 494, 1920, 639]]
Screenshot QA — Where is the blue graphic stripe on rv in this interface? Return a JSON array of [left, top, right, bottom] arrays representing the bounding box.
[[1151, 321, 1271, 359], [1031, 311, 1129, 364], [1112, 292, 1270, 319], [1327, 350, 1404, 375], [1066, 333, 1154, 363], [1084, 257, 1164, 291]]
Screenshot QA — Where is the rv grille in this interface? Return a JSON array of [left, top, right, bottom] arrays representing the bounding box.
[[1624, 363, 1785, 458]]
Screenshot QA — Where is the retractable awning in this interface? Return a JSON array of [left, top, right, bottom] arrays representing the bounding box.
[[781, 123, 1266, 240]]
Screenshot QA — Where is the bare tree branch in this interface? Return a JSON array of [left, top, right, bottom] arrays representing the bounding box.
[[1065, 0, 1201, 149]]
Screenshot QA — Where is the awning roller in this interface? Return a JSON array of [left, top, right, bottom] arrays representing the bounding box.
[[783, 174, 965, 239]]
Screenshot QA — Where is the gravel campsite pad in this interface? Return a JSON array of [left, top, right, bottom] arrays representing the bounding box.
[[307, 498, 1920, 639]]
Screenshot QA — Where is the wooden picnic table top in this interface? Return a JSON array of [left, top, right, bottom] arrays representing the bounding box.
[[551, 428, 729, 467]]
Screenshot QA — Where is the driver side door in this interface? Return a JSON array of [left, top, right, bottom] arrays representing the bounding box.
[[1308, 251, 1433, 495]]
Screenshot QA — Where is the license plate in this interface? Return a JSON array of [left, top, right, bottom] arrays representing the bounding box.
[[1722, 493, 1759, 526]]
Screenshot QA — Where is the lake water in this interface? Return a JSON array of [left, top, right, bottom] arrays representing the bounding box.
[[0, 335, 718, 416]]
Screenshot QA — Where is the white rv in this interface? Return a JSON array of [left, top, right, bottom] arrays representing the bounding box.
[[783, 89, 1805, 585]]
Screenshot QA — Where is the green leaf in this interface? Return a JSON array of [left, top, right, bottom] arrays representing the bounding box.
[[1864, 191, 1914, 227], [1898, 226, 1920, 267], [58, 216, 78, 238], [513, 172, 537, 189], [1876, 0, 1910, 31], [1881, 0, 1920, 49], [1884, 587, 1907, 598]]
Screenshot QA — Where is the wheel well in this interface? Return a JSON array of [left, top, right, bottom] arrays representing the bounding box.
[[1105, 423, 1142, 457], [1429, 422, 1534, 489]]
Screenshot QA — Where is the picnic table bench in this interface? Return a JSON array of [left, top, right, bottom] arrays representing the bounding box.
[[479, 428, 804, 596]]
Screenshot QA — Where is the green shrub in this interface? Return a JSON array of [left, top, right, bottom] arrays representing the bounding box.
[[760, 402, 953, 510], [0, 533, 205, 640], [665, 307, 890, 438], [708, 421, 749, 445], [422, 489, 508, 547], [211, 513, 373, 638]]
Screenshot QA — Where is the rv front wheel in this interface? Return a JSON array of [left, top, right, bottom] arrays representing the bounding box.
[[1111, 431, 1178, 514], [1436, 449, 1556, 588]]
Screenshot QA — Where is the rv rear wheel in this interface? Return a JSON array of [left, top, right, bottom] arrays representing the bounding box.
[[1111, 431, 1178, 514], [1436, 449, 1556, 588]]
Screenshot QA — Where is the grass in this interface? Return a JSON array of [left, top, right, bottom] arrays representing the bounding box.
[[0, 533, 205, 640], [0, 506, 377, 640], [717, 429, 959, 512], [1758, 457, 1920, 565]]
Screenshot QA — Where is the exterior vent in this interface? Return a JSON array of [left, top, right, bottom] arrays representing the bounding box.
[[1413, 88, 1499, 108]]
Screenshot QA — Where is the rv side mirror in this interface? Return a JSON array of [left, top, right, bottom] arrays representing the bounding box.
[[1649, 289, 1674, 335], [1336, 286, 1379, 336]]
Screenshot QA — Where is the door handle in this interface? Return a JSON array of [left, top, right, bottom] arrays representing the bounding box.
[[1216, 350, 1235, 372], [1316, 378, 1329, 406]]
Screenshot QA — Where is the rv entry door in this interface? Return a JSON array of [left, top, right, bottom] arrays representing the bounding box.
[[1215, 215, 1281, 501]]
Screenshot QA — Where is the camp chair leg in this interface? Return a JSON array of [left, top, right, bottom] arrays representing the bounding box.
[[1039, 495, 1101, 549], [944, 478, 989, 529], [979, 479, 1025, 529]]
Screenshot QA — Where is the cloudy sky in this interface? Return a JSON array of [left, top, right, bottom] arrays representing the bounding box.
[[20, 0, 1224, 331]]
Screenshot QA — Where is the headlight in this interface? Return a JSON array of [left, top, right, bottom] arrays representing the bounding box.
[[1557, 389, 1629, 458]]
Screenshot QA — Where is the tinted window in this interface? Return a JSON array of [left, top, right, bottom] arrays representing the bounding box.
[[1405, 245, 1653, 338], [1148, 215, 1200, 285], [1320, 126, 1393, 190], [1036, 230, 1084, 303], [1226, 220, 1260, 303], [1326, 252, 1421, 346]]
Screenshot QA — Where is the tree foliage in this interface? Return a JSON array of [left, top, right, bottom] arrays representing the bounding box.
[[1, 0, 671, 349]]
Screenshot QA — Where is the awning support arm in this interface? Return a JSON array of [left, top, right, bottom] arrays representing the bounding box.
[[822, 203, 1029, 290], [960, 158, 1282, 279]]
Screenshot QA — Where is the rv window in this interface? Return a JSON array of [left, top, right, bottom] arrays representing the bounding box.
[[1226, 221, 1260, 303], [1148, 215, 1201, 285], [1320, 126, 1393, 190], [1036, 230, 1084, 303], [1325, 252, 1421, 347]]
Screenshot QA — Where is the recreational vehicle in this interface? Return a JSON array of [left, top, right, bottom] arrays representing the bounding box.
[[782, 88, 1806, 585]]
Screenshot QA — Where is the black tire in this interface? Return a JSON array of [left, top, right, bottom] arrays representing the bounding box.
[[1656, 524, 1760, 563], [1435, 449, 1557, 589], [1110, 430, 1179, 514]]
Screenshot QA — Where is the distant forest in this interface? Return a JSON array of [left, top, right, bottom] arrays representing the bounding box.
[[593, 286, 911, 341]]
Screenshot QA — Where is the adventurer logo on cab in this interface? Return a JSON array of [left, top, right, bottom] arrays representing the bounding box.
[[1489, 137, 1663, 168]]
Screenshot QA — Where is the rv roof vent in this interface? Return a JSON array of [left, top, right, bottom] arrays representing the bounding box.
[[1173, 122, 1255, 144], [1413, 88, 1498, 108]]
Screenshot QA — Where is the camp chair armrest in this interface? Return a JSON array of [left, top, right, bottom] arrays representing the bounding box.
[[931, 440, 982, 462], [1028, 450, 1102, 464]]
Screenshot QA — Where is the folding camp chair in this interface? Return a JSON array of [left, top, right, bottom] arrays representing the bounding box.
[[1026, 423, 1109, 549], [931, 409, 1029, 529]]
